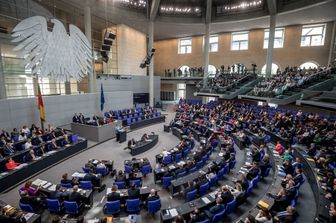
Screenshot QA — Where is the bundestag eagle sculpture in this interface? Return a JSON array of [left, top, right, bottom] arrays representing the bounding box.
[[12, 16, 92, 81]]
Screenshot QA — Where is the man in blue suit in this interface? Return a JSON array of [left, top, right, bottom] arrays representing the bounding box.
[[205, 197, 225, 219]]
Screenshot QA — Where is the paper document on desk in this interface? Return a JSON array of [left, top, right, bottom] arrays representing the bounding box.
[[87, 219, 100, 223], [24, 213, 34, 221], [42, 182, 52, 188], [218, 153, 223, 157], [169, 208, 178, 217], [202, 197, 211, 204], [209, 191, 217, 199], [48, 184, 57, 191], [107, 188, 111, 194], [92, 160, 98, 164], [32, 179, 43, 186]]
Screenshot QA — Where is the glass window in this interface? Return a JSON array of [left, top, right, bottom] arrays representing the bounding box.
[[231, 32, 248, 50], [301, 24, 326, 47], [177, 83, 186, 99], [209, 35, 219, 52], [179, 65, 190, 76], [300, 62, 319, 69], [264, 28, 284, 48], [178, 37, 192, 54], [261, 63, 279, 76], [208, 65, 217, 76]]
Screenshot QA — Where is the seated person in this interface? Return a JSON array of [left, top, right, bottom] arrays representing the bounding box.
[[83, 169, 105, 192], [11, 128, 19, 139], [0, 206, 27, 223], [3, 142, 15, 155], [190, 208, 207, 223], [19, 190, 43, 212], [20, 181, 40, 196], [184, 181, 197, 196], [274, 141, 284, 155], [72, 113, 80, 123], [84, 160, 96, 172], [68, 185, 85, 211], [21, 126, 30, 135], [246, 162, 260, 181], [282, 159, 294, 176], [147, 189, 160, 202], [293, 168, 304, 186], [50, 184, 67, 201], [204, 197, 225, 219], [251, 147, 261, 162], [6, 158, 20, 170], [24, 139, 33, 150], [218, 185, 234, 206], [61, 173, 76, 185], [107, 185, 120, 202], [18, 133, 27, 141], [259, 154, 272, 177], [128, 183, 140, 199], [125, 138, 136, 150], [255, 208, 272, 223], [115, 170, 126, 182], [243, 214, 256, 223], [141, 133, 150, 141], [273, 206, 299, 223]]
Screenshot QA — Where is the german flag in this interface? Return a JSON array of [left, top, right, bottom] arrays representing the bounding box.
[[37, 84, 46, 122]]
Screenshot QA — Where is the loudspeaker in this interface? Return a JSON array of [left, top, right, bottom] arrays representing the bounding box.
[[102, 45, 111, 51], [100, 32, 116, 63]]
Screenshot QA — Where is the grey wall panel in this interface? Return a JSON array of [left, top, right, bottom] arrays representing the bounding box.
[[186, 84, 201, 100], [0, 91, 133, 132]]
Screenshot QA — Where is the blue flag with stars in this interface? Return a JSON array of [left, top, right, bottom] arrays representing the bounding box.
[[100, 83, 105, 111]]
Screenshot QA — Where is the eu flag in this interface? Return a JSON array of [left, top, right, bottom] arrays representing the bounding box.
[[100, 83, 105, 111]]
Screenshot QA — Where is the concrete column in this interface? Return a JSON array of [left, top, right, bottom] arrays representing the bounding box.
[[265, 14, 276, 77], [84, 5, 95, 93], [148, 21, 154, 107], [327, 21, 336, 67], [0, 48, 6, 99], [204, 22, 210, 88]]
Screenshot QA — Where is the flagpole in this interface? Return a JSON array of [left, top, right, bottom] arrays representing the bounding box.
[[36, 75, 45, 133]]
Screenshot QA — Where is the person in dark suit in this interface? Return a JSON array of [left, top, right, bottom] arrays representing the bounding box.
[[259, 154, 272, 177], [72, 113, 80, 123], [68, 185, 84, 207], [247, 162, 260, 181], [61, 173, 76, 185], [205, 197, 225, 219], [115, 170, 126, 182], [107, 185, 120, 202], [50, 184, 67, 201], [219, 186, 234, 206], [184, 181, 197, 197], [83, 169, 105, 192], [237, 174, 249, 192], [19, 190, 43, 212], [282, 159, 294, 176], [147, 189, 160, 202], [190, 208, 207, 223], [273, 206, 299, 223], [3, 142, 15, 156], [127, 183, 140, 199]]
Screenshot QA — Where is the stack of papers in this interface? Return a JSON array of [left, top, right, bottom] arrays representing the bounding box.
[[169, 208, 178, 217], [201, 197, 211, 204], [48, 184, 57, 191], [24, 213, 34, 220]]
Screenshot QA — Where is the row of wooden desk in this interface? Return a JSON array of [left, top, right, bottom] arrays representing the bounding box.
[[129, 116, 165, 130], [0, 199, 41, 223], [0, 139, 88, 193], [130, 135, 159, 156], [293, 145, 331, 222]]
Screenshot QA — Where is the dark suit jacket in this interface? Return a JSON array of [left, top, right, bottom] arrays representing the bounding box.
[[68, 191, 83, 204], [209, 204, 225, 214], [107, 192, 120, 201], [50, 191, 66, 201], [20, 196, 40, 210], [147, 195, 160, 202], [116, 174, 126, 182], [220, 191, 234, 205], [128, 188, 140, 199]]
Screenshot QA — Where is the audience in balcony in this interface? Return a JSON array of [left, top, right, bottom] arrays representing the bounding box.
[[251, 66, 331, 97]]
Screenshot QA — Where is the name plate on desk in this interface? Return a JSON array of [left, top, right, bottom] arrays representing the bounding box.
[[257, 200, 270, 209]]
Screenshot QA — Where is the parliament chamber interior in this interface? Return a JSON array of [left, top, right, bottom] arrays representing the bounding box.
[[0, 0, 336, 223]]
